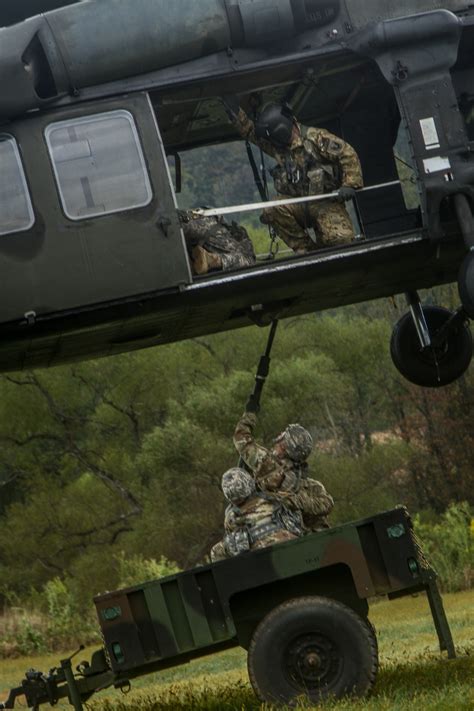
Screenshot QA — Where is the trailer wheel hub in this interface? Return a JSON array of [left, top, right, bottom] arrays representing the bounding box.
[[284, 633, 341, 689]]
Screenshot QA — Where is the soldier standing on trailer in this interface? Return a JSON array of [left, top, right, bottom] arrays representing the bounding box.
[[222, 96, 363, 253], [233, 401, 335, 533]]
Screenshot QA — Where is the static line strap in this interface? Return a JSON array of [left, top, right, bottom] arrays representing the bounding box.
[[193, 180, 401, 218]]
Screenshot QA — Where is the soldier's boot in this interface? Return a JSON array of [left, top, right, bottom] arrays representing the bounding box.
[[206, 252, 223, 272], [191, 246, 223, 275]]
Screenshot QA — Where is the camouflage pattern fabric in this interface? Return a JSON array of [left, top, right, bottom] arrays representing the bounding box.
[[210, 540, 227, 562], [277, 423, 313, 462], [290, 479, 335, 532], [261, 199, 356, 252], [233, 411, 292, 485], [233, 411, 334, 532], [180, 211, 256, 272], [221, 467, 256, 504], [210, 493, 303, 562], [231, 108, 363, 252]]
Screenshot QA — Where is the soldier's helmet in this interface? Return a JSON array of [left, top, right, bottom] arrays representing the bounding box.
[[255, 103, 295, 148], [221, 467, 255, 504], [275, 424, 313, 462]]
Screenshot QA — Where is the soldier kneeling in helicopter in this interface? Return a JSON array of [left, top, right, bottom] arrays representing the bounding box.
[[222, 96, 363, 254], [210, 467, 304, 562], [179, 210, 256, 275]]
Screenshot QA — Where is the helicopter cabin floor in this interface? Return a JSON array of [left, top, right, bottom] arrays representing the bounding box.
[[0, 229, 465, 372]]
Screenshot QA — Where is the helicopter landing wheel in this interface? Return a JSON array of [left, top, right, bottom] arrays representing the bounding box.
[[390, 305, 472, 387], [458, 251, 474, 319]]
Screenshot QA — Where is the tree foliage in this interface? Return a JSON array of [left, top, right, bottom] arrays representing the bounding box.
[[0, 131, 470, 651], [0, 297, 472, 611]]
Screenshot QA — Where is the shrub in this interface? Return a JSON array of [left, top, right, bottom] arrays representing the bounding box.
[[116, 553, 179, 588], [42, 577, 98, 648], [16, 617, 47, 655], [415, 502, 473, 592], [0, 607, 47, 657]]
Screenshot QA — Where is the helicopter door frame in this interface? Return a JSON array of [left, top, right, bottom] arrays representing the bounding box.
[[352, 10, 472, 244], [0, 92, 192, 326]]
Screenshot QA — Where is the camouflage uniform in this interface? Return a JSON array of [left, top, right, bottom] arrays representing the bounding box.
[[233, 411, 334, 532], [232, 108, 363, 253], [180, 210, 256, 274], [210, 467, 304, 562]]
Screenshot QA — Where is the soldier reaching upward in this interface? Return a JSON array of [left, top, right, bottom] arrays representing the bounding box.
[[222, 96, 363, 254], [179, 210, 256, 275], [210, 467, 304, 562], [233, 405, 334, 533]]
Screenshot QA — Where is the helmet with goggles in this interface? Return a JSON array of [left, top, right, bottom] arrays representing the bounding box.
[[255, 102, 296, 148]]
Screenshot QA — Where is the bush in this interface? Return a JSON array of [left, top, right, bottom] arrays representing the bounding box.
[[0, 607, 47, 657], [0, 578, 99, 658], [415, 502, 473, 592], [42, 577, 98, 649], [17, 618, 47, 655], [0, 555, 179, 658], [116, 553, 179, 588]]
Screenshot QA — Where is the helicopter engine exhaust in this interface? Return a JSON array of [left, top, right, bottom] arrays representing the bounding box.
[[0, 0, 342, 121]]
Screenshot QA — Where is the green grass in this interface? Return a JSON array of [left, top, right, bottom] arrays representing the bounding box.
[[1, 590, 473, 710]]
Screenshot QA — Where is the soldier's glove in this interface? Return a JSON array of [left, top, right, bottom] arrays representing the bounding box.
[[221, 94, 240, 121], [337, 186, 357, 203], [245, 395, 260, 414], [177, 209, 190, 224]]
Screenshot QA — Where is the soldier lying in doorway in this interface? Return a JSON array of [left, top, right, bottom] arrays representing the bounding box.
[[179, 210, 256, 275], [233, 404, 334, 533], [210, 467, 305, 562]]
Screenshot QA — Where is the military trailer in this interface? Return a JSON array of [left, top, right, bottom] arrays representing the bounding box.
[[1, 506, 455, 709]]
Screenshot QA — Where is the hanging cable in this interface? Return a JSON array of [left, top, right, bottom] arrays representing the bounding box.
[[238, 320, 279, 469], [242, 96, 281, 260], [245, 141, 267, 202]]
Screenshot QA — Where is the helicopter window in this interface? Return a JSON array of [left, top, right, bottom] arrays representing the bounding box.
[[45, 110, 152, 221], [0, 136, 35, 236]]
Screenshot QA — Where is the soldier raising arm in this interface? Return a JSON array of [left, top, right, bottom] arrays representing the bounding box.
[[233, 404, 335, 531], [222, 95, 363, 253]]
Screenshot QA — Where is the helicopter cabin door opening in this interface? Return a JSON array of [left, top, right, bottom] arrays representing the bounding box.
[[0, 92, 191, 329], [164, 56, 423, 264]]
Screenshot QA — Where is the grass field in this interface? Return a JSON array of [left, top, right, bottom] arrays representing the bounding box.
[[1, 589, 473, 710]]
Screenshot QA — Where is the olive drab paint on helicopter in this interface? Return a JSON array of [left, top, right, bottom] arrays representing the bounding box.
[[0, 0, 469, 120], [0, 0, 80, 28], [0, 94, 191, 322], [0, 507, 456, 710], [0, 0, 473, 372]]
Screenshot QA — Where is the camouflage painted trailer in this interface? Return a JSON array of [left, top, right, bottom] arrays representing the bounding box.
[[1, 507, 455, 709]]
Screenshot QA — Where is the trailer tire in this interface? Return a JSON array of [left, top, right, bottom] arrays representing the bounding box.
[[247, 596, 378, 706]]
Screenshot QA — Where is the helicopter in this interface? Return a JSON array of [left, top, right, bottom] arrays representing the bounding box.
[[0, 0, 473, 387]]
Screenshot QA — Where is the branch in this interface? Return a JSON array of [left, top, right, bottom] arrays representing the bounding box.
[[69, 444, 142, 514], [2, 374, 36, 387], [0, 433, 64, 447], [71, 370, 142, 446], [61, 511, 139, 542], [0, 472, 21, 488], [191, 339, 227, 376]]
